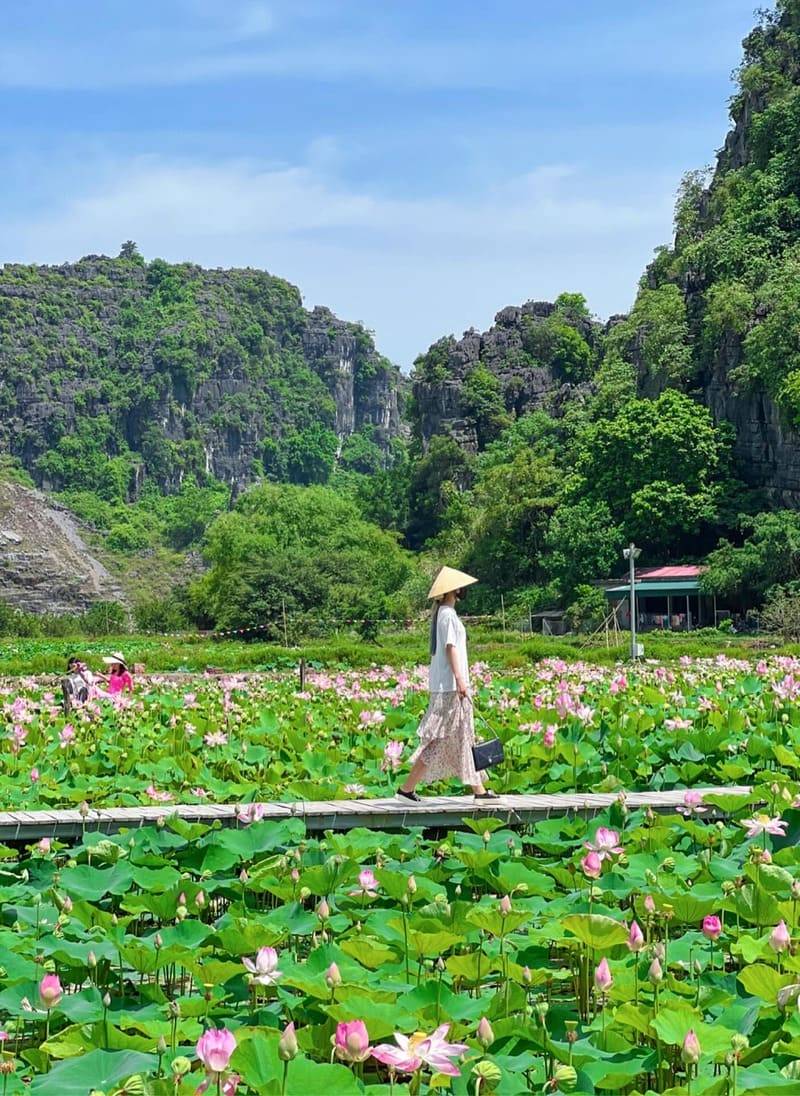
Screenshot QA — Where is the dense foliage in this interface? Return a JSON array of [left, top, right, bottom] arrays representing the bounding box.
[[3, 658, 800, 1090]]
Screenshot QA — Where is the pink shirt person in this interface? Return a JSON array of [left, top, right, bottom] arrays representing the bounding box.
[[103, 653, 134, 695]]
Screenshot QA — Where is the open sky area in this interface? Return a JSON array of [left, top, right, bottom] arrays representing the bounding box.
[[1, 0, 761, 368]]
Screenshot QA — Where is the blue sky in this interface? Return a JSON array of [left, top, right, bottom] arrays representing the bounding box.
[[1, 0, 762, 367]]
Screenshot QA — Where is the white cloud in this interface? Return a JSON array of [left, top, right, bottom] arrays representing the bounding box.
[[2, 152, 675, 365]]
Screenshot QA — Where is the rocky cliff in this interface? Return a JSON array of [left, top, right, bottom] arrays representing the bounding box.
[[632, 1, 800, 504], [0, 250, 402, 493], [0, 481, 124, 614], [411, 298, 599, 450]]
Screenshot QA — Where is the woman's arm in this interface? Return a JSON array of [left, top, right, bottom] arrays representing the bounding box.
[[446, 644, 469, 698]]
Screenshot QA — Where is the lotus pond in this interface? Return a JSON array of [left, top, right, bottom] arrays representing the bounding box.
[[3, 790, 800, 1093], [4, 654, 800, 808], [3, 656, 800, 1092]]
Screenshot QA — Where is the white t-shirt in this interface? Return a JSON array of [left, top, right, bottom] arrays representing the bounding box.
[[429, 605, 469, 693]]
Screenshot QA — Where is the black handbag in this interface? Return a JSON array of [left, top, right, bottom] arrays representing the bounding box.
[[472, 736, 505, 771], [469, 700, 505, 771]]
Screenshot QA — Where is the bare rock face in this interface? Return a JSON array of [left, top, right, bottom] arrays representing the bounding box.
[[0, 482, 125, 614], [411, 301, 598, 451]]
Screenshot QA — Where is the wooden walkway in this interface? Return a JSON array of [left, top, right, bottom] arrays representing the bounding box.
[[0, 787, 752, 840]]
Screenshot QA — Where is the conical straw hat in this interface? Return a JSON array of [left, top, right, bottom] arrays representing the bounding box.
[[428, 566, 478, 600]]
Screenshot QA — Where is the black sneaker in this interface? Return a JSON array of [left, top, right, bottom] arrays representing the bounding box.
[[397, 789, 422, 803]]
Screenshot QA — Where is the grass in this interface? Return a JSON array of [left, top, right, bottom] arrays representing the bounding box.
[[0, 625, 793, 676]]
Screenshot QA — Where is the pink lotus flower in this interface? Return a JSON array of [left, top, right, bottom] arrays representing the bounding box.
[[742, 814, 788, 838], [38, 974, 62, 1010], [678, 790, 706, 816], [145, 785, 173, 803], [30, 767, 39, 783], [681, 1029, 701, 1066], [237, 802, 266, 824], [702, 915, 722, 941], [334, 1020, 372, 1063], [498, 894, 512, 916], [204, 730, 228, 747], [594, 958, 613, 994], [581, 851, 602, 879], [350, 869, 379, 897], [770, 920, 791, 954], [644, 894, 656, 914], [243, 947, 282, 986], [36, 838, 51, 855], [648, 957, 663, 983], [196, 1027, 237, 1080], [372, 1024, 469, 1077], [476, 1016, 494, 1048], [360, 709, 386, 725], [585, 827, 623, 861], [627, 921, 645, 953], [543, 726, 557, 748], [382, 740, 404, 772], [59, 724, 75, 748]]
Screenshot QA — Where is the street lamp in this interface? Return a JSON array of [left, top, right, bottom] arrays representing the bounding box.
[[622, 543, 642, 660]]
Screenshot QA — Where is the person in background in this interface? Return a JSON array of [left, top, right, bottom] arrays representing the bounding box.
[[62, 656, 93, 713], [102, 652, 134, 695], [398, 566, 497, 802]]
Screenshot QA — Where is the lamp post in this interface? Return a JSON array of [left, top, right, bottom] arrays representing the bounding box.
[[622, 543, 642, 660]]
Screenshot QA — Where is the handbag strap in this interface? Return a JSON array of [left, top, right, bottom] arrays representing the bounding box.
[[461, 695, 495, 737]]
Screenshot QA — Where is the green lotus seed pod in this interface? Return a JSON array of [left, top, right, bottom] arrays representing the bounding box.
[[171, 1056, 191, 1076], [471, 1061, 502, 1091], [553, 1064, 578, 1091]]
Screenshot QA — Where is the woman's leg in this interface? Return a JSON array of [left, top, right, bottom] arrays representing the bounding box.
[[400, 757, 428, 793]]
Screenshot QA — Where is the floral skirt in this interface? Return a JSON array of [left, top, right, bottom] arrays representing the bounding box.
[[408, 691, 479, 784]]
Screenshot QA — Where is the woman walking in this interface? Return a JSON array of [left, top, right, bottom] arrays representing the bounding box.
[[398, 567, 497, 801]]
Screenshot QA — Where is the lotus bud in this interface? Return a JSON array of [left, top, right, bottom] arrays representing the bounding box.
[[498, 894, 512, 917], [564, 1020, 578, 1044], [157, 1035, 167, 1054], [594, 958, 613, 993], [523, 965, 532, 984], [317, 898, 330, 920], [154, 933, 163, 949], [627, 921, 645, 953], [176, 905, 187, 922], [62, 895, 73, 913], [435, 956, 445, 973], [407, 875, 417, 894], [278, 1021, 299, 1061], [482, 831, 491, 844], [239, 869, 249, 884], [87, 951, 97, 968], [325, 962, 342, 988], [320, 929, 329, 943], [648, 957, 663, 984], [168, 1000, 181, 1019], [770, 920, 791, 954], [455, 884, 462, 896], [300, 887, 311, 901], [79, 801, 89, 818], [290, 868, 300, 883], [112, 914, 118, 926], [681, 1029, 701, 1066], [793, 880, 800, 900], [477, 1016, 494, 1048], [103, 992, 111, 1008], [195, 890, 206, 909]]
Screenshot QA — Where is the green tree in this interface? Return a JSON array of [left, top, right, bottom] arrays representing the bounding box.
[[462, 365, 511, 447], [406, 435, 474, 549], [544, 499, 623, 596], [284, 424, 338, 485], [701, 509, 800, 602]]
